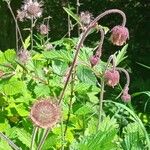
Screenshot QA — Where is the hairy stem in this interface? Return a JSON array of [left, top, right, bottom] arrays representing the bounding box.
[[37, 128, 50, 150], [97, 54, 114, 130], [7, 1, 24, 47], [117, 67, 130, 87], [58, 9, 127, 104], [96, 27, 105, 57], [60, 111, 64, 150], [64, 72, 74, 137], [97, 77, 105, 130], [76, 0, 80, 36], [30, 126, 38, 150], [31, 17, 34, 51], [0, 132, 20, 150]]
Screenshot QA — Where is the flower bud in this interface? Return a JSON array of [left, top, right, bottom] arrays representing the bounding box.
[[80, 11, 92, 26], [121, 86, 131, 102], [39, 24, 49, 35], [90, 55, 99, 67], [121, 93, 131, 102], [104, 69, 120, 88], [17, 49, 30, 64], [110, 25, 129, 46]]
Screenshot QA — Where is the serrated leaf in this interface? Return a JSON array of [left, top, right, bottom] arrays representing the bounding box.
[[75, 105, 92, 115], [34, 84, 50, 97], [4, 49, 16, 62], [63, 7, 82, 26], [15, 104, 29, 117], [15, 128, 34, 148], [3, 78, 25, 95], [52, 60, 68, 76], [77, 65, 97, 85], [116, 44, 128, 66], [23, 36, 30, 49], [43, 50, 72, 63]]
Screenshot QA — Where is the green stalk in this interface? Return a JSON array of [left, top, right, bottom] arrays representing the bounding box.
[[37, 128, 50, 150], [30, 126, 38, 150]]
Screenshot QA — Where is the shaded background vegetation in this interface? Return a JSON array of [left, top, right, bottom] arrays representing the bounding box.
[[0, 0, 150, 127]]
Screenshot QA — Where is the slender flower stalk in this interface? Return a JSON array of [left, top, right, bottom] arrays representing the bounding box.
[[97, 55, 114, 130], [116, 67, 131, 102], [58, 9, 127, 105], [64, 73, 75, 137], [30, 127, 38, 150], [76, 0, 80, 36], [37, 128, 50, 150], [6, 1, 24, 47], [31, 17, 34, 50]]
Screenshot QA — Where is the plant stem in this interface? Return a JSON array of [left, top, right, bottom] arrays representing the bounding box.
[[97, 77, 105, 130], [67, 3, 71, 38], [0, 132, 20, 150], [37, 128, 50, 150], [60, 110, 64, 150], [76, 0, 80, 36], [116, 67, 130, 87], [16, 24, 18, 52], [7, 1, 24, 47], [30, 126, 38, 150], [31, 17, 34, 51], [64, 72, 74, 137], [97, 55, 114, 130], [58, 9, 127, 105]]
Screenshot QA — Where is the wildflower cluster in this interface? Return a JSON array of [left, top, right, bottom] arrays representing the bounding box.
[[17, 0, 43, 21]]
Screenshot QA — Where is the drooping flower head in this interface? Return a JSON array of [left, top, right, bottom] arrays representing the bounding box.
[[90, 54, 100, 67], [30, 98, 60, 128], [110, 25, 129, 46], [104, 69, 120, 88], [121, 86, 131, 102], [39, 24, 49, 35]]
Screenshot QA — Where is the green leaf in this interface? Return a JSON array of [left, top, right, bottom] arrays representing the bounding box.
[[116, 44, 128, 66], [52, 60, 68, 76], [15, 104, 29, 117], [3, 77, 25, 95], [15, 128, 34, 148], [132, 91, 150, 98], [76, 117, 119, 150], [136, 62, 150, 70], [77, 65, 97, 85], [23, 36, 30, 49], [43, 50, 72, 63], [4, 49, 16, 62], [0, 51, 6, 64], [122, 123, 145, 150], [34, 84, 50, 97], [75, 105, 92, 116], [63, 7, 82, 26], [0, 139, 13, 150]]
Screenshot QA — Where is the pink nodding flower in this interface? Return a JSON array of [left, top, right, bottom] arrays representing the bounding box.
[[90, 55, 100, 67], [111, 25, 129, 46], [121, 86, 131, 102], [104, 69, 120, 88]]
